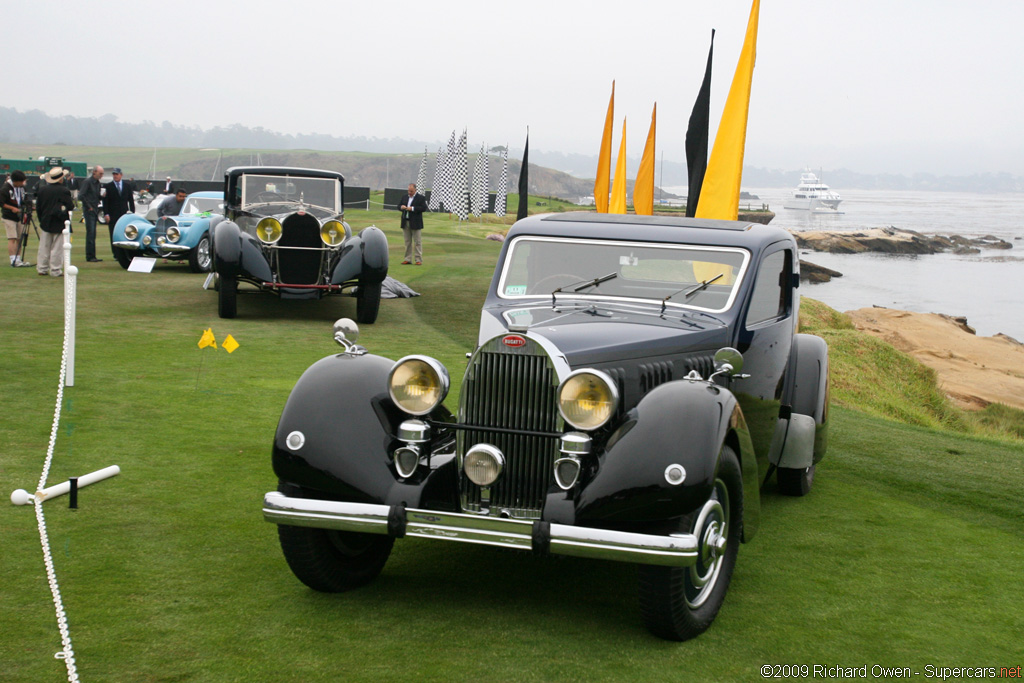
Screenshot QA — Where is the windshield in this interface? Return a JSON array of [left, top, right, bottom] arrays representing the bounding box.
[[497, 236, 749, 313], [182, 196, 224, 215], [240, 174, 340, 216]]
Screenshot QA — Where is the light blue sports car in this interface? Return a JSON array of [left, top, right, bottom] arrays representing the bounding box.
[[112, 191, 225, 272]]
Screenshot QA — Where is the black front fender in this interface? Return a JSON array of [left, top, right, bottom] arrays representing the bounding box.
[[331, 226, 389, 286], [575, 379, 760, 539], [212, 220, 272, 282], [272, 353, 456, 509]]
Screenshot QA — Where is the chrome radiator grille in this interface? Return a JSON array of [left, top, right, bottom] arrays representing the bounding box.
[[458, 342, 561, 518]]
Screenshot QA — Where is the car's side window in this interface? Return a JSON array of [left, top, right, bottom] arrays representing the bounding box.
[[746, 249, 791, 326]]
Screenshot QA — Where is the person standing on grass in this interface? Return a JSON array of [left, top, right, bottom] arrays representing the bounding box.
[[35, 167, 76, 278], [399, 183, 427, 265], [2, 170, 32, 267], [103, 168, 135, 255], [79, 166, 105, 262]]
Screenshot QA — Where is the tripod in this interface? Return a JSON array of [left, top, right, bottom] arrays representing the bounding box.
[[17, 199, 38, 266]]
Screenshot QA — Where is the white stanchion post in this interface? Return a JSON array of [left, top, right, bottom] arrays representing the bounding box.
[[10, 465, 121, 506], [63, 218, 76, 387], [366, 198, 370, 210]]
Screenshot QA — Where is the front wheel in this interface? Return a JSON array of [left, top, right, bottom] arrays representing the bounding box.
[[114, 247, 133, 270], [188, 234, 212, 273], [638, 445, 743, 641], [276, 482, 393, 592], [218, 274, 237, 318], [355, 281, 382, 324]]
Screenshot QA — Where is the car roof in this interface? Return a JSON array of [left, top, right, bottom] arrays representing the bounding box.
[[188, 191, 224, 199], [224, 166, 345, 183], [507, 212, 792, 249]]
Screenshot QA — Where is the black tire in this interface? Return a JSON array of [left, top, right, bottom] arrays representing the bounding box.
[[114, 247, 133, 270], [218, 275, 237, 319], [188, 234, 212, 273], [638, 446, 743, 641], [355, 281, 382, 324], [276, 482, 393, 592], [777, 463, 815, 497]]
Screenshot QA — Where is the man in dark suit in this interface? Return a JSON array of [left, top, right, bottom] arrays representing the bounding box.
[[399, 183, 427, 265], [103, 167, 135, 255]]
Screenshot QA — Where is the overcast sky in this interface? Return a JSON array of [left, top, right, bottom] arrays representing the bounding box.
[[9, 1, 1024, 176]]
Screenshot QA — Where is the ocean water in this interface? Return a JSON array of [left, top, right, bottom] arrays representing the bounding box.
[[663, 187, 1024, 340]]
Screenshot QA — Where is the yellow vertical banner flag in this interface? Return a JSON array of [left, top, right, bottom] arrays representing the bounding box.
[[695, 0, 760, 221], [594, 81, 615, 213], [609, 117, 628, 214], [633, 103, 657, 216], [198, 328, 217, 349]]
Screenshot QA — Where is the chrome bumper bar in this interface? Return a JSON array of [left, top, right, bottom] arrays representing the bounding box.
[[263, 492, 699, 567], [112, 241, 139, 250]]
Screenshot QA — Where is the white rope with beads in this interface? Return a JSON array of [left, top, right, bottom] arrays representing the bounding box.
[[27, 222, 81, 681]]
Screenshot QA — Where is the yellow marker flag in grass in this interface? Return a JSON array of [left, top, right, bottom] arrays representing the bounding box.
[[695, 0, 760, 222], [198, 328, 217, 349], [633, 103, 657, 216], [594, 81, 615, 213], [222, 335, 240, 354], [609, 117, 628, 214]]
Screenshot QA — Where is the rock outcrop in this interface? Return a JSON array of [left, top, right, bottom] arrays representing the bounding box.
[[793, 227, 1013, 255]]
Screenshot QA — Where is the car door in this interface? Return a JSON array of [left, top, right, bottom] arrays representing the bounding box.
[[733, 242, 797, 453]]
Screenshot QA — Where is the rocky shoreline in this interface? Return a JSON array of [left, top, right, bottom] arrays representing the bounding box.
[[793, 226, 1014, 255]]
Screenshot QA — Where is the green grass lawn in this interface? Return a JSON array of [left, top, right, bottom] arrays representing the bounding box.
[[1, 206, 1022, 681]]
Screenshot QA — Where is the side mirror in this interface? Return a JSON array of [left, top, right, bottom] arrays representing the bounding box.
[[713, 347, 744, 376]]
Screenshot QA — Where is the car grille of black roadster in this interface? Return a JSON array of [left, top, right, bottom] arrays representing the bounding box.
[[277, 214, 323, 285], [457, 341, 561, 519]]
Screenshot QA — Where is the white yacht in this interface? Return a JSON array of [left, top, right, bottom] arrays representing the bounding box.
[[783, 171, 843, 212]]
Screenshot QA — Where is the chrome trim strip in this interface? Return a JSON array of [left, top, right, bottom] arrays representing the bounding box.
[[112, 241, 140, 250], [263, 492, 699, 567], [159, 244, 190, 253]]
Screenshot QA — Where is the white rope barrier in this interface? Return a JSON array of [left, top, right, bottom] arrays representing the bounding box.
[[25, 218, 81, 681]]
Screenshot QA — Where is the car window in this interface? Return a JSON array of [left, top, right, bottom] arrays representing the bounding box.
[[182, 197, 224, 215], [240, 174, 340, 216], [498, 236, 749, 313], [746, 249, 790, 325]]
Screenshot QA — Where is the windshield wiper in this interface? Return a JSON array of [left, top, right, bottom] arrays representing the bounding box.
[[551, 272, 618, 306], [659, 273, 724, 315]]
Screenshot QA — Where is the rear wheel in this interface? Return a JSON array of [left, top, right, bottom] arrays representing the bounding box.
[[356, 281, 382, 324], [188, 234, 212, 273], [218, 275, 237, 318], [638, 446, 743, 641], [114, 247, 133, 270], [777, 464, 815, 496], [276, 482, 393, 592]]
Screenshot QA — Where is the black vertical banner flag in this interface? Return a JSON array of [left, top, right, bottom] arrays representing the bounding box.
[[517, 131, 529, 221], [686, 29, 715, 218]]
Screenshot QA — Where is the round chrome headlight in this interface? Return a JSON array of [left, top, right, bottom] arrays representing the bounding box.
[[156, 235, 167, 246], [124, 225, 138, 239], [166, 226, 181, 243], [320, 220, 349, 247], [256, 217, 282, 244], [557, 369, 619, 431], [387, 356, 450, 415], [464, 444, 504, 486], [142, 234, 152, 246]]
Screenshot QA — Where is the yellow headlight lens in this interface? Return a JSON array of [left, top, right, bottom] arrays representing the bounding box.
[[388, 356, 450, 415], [125, 225, 138, 239], [166, 226, 181, 243], [558, 370, 618, 430], [320, 220, 348, 246], [256, 217, 282, 244]]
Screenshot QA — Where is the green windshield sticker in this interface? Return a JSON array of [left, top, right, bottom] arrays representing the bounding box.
[[505, 285, 527, 295]]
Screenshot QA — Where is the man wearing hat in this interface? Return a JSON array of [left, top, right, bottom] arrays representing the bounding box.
[[35, 167, 76, 277], [103, 168, 135, 256]]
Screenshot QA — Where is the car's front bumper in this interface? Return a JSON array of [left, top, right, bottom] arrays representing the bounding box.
[[112, 241, 190, 253], [263, 491, 700, 567]]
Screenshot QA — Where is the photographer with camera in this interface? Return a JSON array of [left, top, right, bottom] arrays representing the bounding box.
[[2, 170, 32, 267]]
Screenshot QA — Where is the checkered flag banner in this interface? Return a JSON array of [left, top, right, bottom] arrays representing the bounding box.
[[415, 147, 428, 196], [428, 145, 445, 211], [452, 129, 469, 221], [471, 142, 488, 217], [442, 129, 458, 212], [495, 146, 508, 217]]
